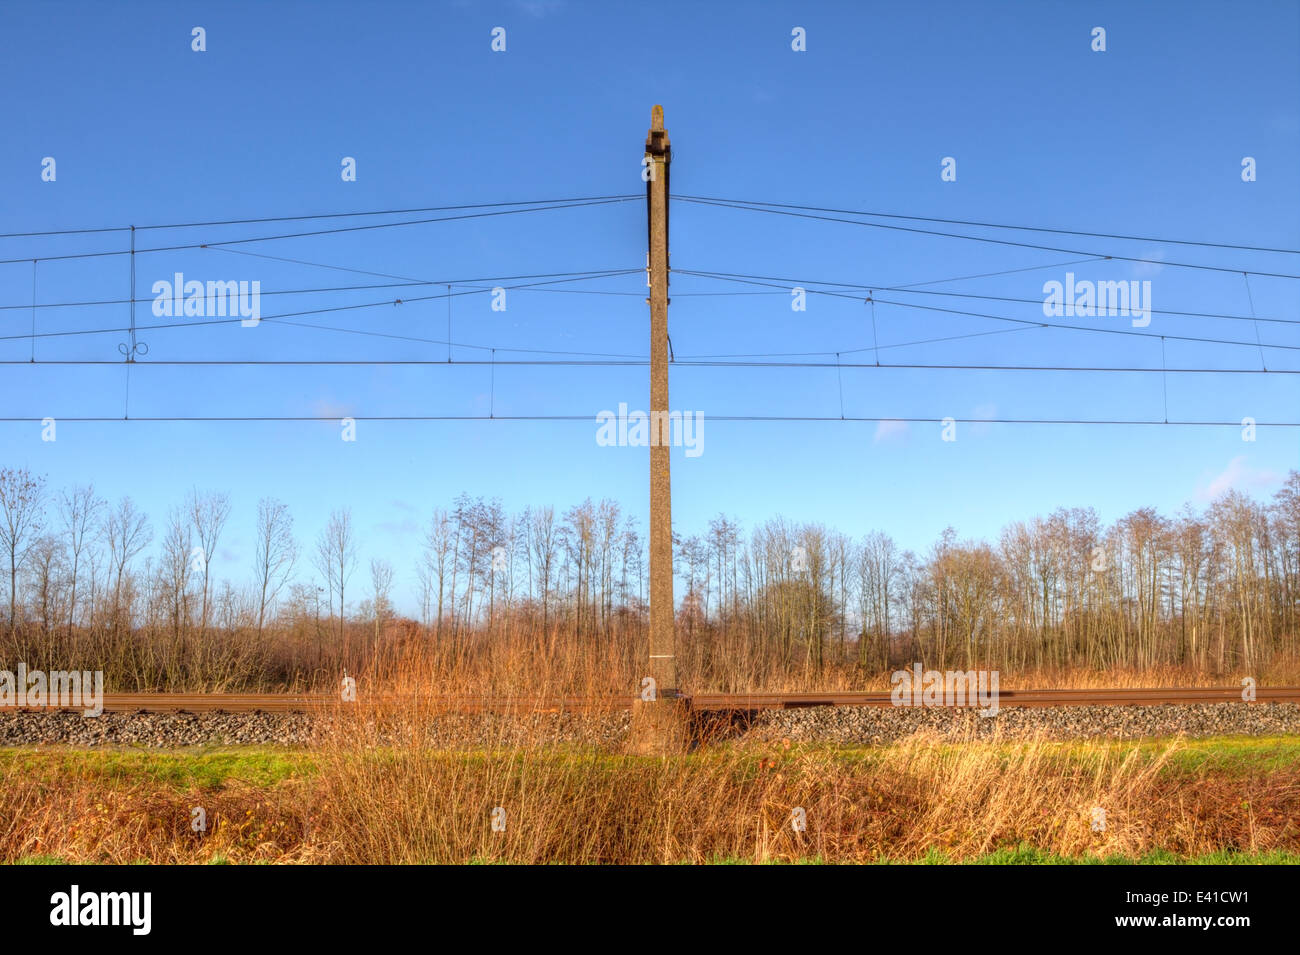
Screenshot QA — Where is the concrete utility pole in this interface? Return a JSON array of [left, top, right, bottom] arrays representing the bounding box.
[[645, 105, 676, 699]]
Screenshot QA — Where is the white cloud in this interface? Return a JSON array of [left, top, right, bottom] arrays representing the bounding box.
[[376, 517, 419, 538], [873, 419, 909, 443], [1197, 455, 1282, 501], [969, 403, 997, 436], [310, 397, 358, 420], [1132, 249, 1166, 277], [515, 0, 565, 17]]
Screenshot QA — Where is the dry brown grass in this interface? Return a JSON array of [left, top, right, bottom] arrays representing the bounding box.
[[353, 634, 1300, 699], [305, 714, 1300, 863], [3, 720, 1297, 864], [4, 652, 1297, 865], [994, 661, 1300, 690], [14, 612, 1299, 696]]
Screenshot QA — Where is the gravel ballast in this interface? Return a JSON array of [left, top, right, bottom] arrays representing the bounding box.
[[0, 711, 320, 748], [744, 701, 1300, 744], [1, 702, 1297, 748], [0, 710, 630, 749]]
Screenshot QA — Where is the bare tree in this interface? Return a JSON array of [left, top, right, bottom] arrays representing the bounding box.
[[254, 498, 297, 637], [161, 507, 195, 641], [419, 508, 452, 633], [480, 499, 506, 631], [594, 500, 621, 634], [1275, 472, 1300, 640], [58, 485, 103, 639], [314, 509, 358, 645], [102, 496, 152, 627], [0, 462, 1294, 692], [563, 500, 597, 637], [26, 534, 64, 651], [369, 557, 394, 651], [859, 530, 900, 669], [188, 489, 231, 635], [530, 506, 557, 631], [0, 467, 47, 639]]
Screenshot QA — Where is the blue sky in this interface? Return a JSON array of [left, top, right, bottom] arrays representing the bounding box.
[[1, 0, 1297, 612]]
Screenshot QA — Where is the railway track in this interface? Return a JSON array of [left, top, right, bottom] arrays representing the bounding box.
[[2, 686, 1296, 713]]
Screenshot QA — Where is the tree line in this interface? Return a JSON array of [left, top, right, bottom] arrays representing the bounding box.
[[0, 466, 1296, 690]]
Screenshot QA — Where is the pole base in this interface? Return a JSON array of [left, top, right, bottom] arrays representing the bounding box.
[[627, 697, 690, 755]]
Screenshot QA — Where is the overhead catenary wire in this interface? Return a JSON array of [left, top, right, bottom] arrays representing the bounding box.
[[8, 263, 1290, 325], [2, 414, 1297, 427], [6, 358, 1299, 374], [886, 256, 1109, 288], [10, 187, 1284, 254], [6, 187, 1298, 432], [9, 190, 1286, 254], [680, 324, 1047, 358], [0, 197, 634, 267], [675, 268, 1300, 327], [0, 269, 638, 312], [676, 196, 1300, 280], [14, 267, 1297, 358], [668, 269, 1300, 352], [676, 194, 1300, 255], [28, 259, 36, 361], [1242, 271, 1267, 372], [870, 295, 1300, 353], [0, 194, 641, 240], [0, 270, 643, 345]]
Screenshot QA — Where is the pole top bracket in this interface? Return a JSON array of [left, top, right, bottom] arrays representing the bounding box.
[[645, 105, 670, 156]]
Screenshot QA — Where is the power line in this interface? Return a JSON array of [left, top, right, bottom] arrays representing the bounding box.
[[13, 273, 1296, 362], [0, 270, 642, 345], [200, 244, 434, 281], [674, 361, 1300, 373], [0, 269, 637, 313], [665, 258, 1114, 296], [670, 269, 1300, 351], [197, 246, 653, 299], [8, 190, 1291, 258], [886, 256, 1109, 288], [676, 268, 1300, 327], [0, 194, 641, 240], [5, 359, 1298, 374], [679, 325, 1044, 358], [456, 284, 645, 297], [871, 295, 1300, 353], [2, 414, 1296, 427], [677, 197, 1300, 280], [1, 359, 631, 366], [0, 197, 634, 267], [677, 194, 1300, 255]]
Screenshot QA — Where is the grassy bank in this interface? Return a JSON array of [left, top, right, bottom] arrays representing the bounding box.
[[12, 847, 1300, 865], [1, 733, 1296, 864]]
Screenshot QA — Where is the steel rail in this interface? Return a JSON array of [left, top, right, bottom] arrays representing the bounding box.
[[686, 686, 1300, 710], [2, 687, 1297, 713]]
